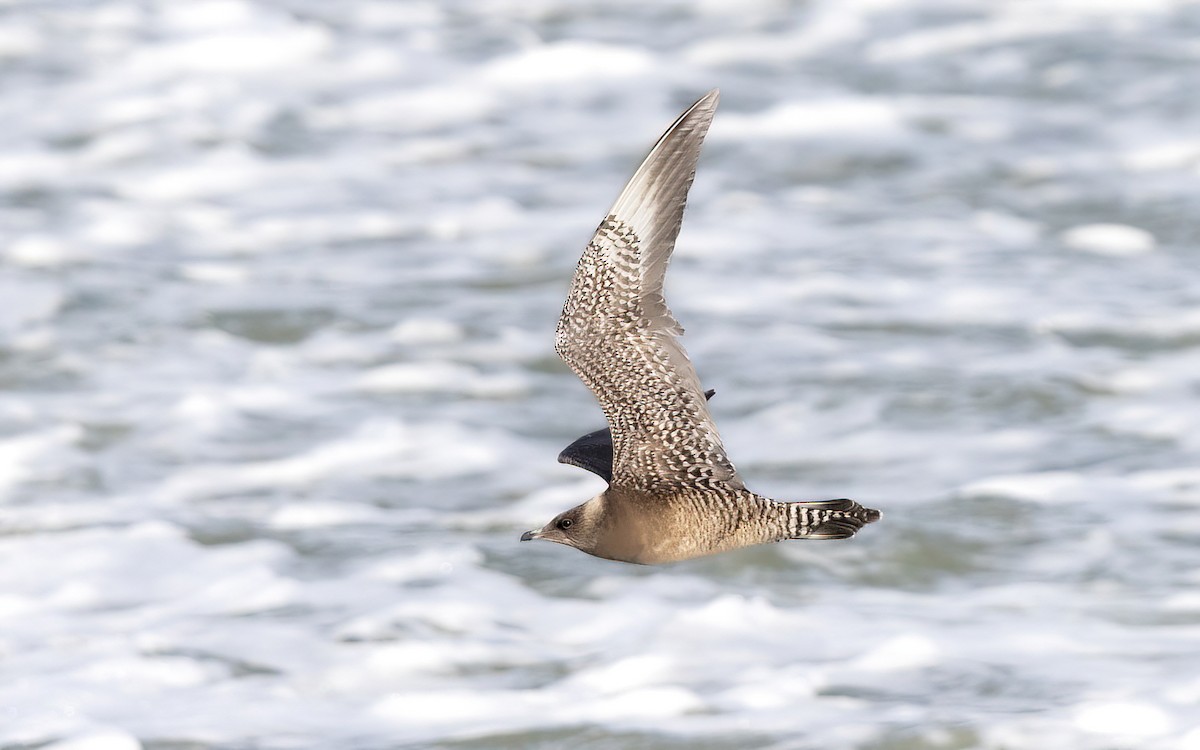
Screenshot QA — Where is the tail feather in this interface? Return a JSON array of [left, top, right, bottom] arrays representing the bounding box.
[[790, 498, 881, 540], [807, 518, 864, 540]]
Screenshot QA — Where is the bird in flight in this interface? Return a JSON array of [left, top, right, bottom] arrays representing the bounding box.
[[522, 90, 881, 564]]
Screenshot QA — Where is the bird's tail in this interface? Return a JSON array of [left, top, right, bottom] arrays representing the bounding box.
[[788, 498, 881, 540]]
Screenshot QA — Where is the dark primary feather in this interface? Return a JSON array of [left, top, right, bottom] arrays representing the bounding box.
[[555, 90, 743, 495], [558, 389, 716, 483], [556, 427, 615, 482]]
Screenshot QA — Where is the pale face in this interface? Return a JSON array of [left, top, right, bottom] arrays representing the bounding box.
[[520, 492, 673, 564], [520, 495, 606, 553]]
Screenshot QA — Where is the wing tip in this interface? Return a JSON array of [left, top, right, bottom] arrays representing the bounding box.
[[680, 88, 720, 131], [606, 88, 719, 235]]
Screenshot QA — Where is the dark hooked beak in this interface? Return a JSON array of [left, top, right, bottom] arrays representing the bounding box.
[[520, 529, 536, 542]]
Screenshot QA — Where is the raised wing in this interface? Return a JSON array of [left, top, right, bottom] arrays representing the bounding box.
[[558, 389, 716, 483], [555, 90, 743, 493], [557, 426, 615, 482]]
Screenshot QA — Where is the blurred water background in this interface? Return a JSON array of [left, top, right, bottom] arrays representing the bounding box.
[[2, 0, 1200, 748]]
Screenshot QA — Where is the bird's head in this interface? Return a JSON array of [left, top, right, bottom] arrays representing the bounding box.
[[520, 494, 607, 552]]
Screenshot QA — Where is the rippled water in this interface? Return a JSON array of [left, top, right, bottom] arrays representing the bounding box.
[[3, 1, 1200, 748]]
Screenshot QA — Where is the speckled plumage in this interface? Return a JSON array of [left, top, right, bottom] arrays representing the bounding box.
[[523, 90, 881, 564]]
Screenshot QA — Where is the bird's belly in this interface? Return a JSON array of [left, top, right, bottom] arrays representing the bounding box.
[[600, 500, 739, 564]]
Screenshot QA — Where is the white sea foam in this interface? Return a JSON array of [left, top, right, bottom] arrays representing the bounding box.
[[1074, 701, 1174, 738], [849, 633, 941, 671], [1060, 223, 1157, 256], [42, 731, 143, 750], [0, 425, 82, 500], [0, 279, 61, 332], [390, 317, 464, 345], [958, 471, 1091, 503], [484, 41, 654, 86], [716, 98, 906, 142], [356, 361, 528, 396], [158, 418, 501, 502], [867, 17, 1079, 62]]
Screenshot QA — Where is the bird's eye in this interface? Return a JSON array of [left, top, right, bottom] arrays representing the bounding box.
[[557, 518, 573, 530]]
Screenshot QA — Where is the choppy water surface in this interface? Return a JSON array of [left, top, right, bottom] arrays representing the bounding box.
[[3, 1, 1200, 748]]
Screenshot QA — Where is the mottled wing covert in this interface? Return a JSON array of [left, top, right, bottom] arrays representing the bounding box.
[[555, 91, 744, 493]]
